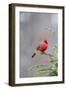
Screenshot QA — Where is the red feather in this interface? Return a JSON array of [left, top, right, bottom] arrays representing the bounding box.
[[32, 40, 48, 58]]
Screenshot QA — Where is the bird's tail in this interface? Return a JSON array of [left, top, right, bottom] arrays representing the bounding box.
[[32, 53, 36, 58]]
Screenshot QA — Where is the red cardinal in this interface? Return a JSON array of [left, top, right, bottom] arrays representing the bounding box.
[[32, 40, 48, 58]]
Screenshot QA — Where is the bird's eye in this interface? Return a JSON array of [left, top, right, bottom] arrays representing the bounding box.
[[44, 40, 48, 44]]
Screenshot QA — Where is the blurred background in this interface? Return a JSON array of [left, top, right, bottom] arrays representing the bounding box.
[[19, 12, 58, 77]]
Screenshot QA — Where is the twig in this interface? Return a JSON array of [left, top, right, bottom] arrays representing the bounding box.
[[41, 52, 55, 57]]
